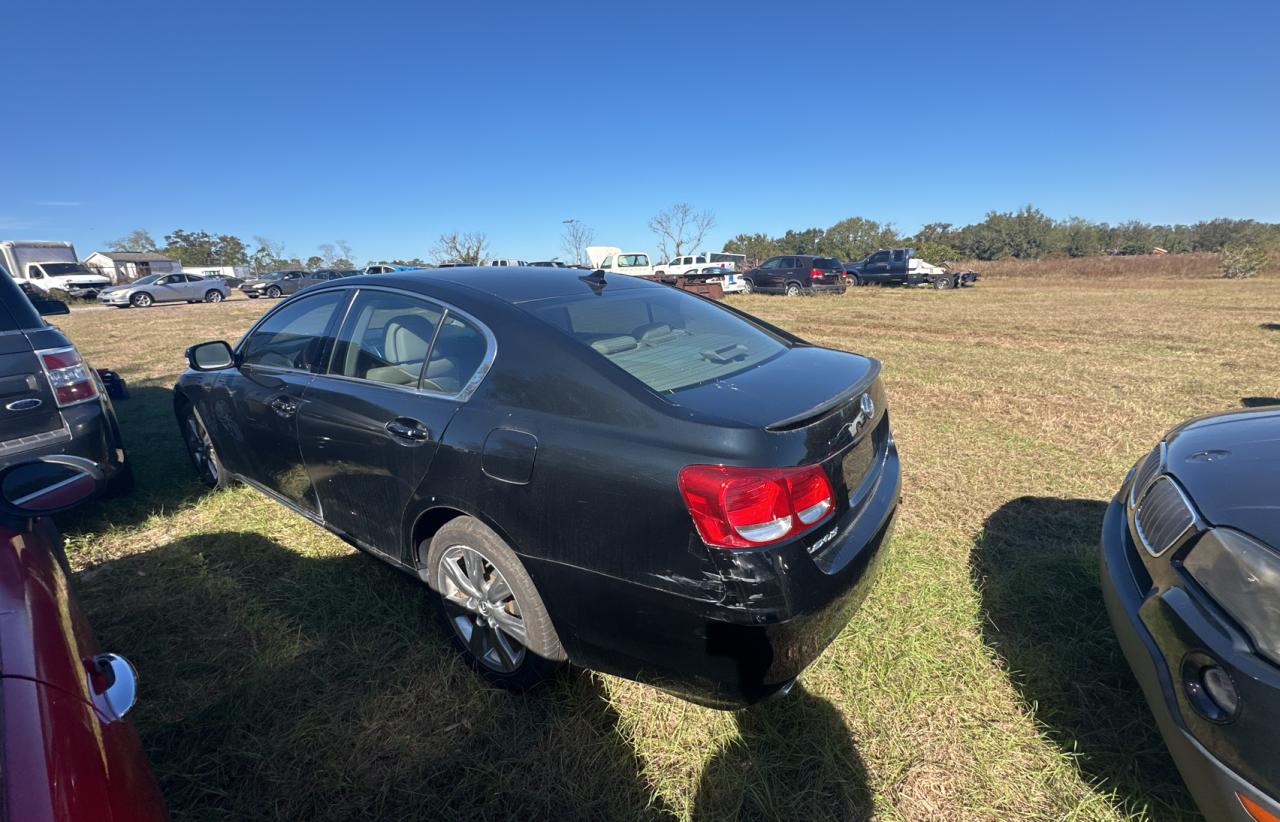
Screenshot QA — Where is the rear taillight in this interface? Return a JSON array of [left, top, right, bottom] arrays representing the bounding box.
[[809, 267, 823, 279], [37, 346, 99, 407], [678, 464, 835, 548]]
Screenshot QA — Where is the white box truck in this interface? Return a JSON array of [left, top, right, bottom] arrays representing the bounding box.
[[0, 241, 111, 297]]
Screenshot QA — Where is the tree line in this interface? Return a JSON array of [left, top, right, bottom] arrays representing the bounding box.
[[106, 229, 357, 273], [722, 206, 1280, 265]]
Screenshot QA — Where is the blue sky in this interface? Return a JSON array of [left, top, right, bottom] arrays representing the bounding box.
[[3, 0, 1278, 263]]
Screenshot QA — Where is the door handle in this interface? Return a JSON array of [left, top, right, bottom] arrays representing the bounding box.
[[386, 418, 431, 442], [269, 396, 298, 418]]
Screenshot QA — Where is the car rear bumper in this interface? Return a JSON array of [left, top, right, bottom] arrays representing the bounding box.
[[1100, 495, 1280, 821], [0, 399, 127, 480], [530, 440, 900, 708], [809, 283, 846, 294]]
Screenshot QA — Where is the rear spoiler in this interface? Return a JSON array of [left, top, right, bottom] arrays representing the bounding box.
[[765, 359, 882, 432]]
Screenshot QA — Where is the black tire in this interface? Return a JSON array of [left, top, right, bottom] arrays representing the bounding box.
[[785, 281, 802, 297], [104, 462, 135, 498], [178, 404, 228, 490], [933, 275, 955, 290], [130, 292, 153, 307], [741, 278, 754, 294], [422, 516, 565, 690], [266, 285, 282, 298], [848, 274, 861, 286], [204, 290, 224, 303]]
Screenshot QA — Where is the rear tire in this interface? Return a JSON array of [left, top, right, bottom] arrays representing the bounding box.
[[785, 281, 802, 297], [423, 516, 564, 690], [104, 462, 135, 498], [204, 290, 224, 303], [933, 276, 955, 290], [179, 404, 228, 490]]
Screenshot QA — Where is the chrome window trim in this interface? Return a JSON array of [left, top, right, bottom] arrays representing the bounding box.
[[1132, 474, 1203, 557], [234, 284, 497, 403]]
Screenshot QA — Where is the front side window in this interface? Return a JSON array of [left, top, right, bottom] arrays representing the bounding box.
[[528, 287, 788, 393], [330, 291, 444, 387], [618, 254, 648, 267], [892, 250, 905, 262], [240, 291, 345, 371], [870, 251, 889, 264], [758, 258, 780, 270], [600, 255, 613, 268]]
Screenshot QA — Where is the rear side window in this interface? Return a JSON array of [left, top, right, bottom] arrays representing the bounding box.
[[330, 291, 443, 387], [241, 291, 345, 371], [425, 313, 488, 395], [528, 288, 788, 393]]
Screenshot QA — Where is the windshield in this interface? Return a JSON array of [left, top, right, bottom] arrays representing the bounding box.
[[41, 263, 93, 277], [132, 274, 162, 285], [527, 287, 788, 393]]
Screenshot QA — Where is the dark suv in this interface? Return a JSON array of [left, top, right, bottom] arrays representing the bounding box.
[[0, 272, 131, 490], [740, 256, 846, 296]]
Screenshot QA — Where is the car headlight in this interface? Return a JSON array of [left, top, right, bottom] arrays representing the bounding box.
[[1185, 528, 1280, 667]]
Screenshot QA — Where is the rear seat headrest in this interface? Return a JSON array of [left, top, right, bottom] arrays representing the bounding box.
[[590, 335, 638, 355]]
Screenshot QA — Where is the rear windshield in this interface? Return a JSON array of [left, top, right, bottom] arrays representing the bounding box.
[[814, 257, 843, 270], [527, 288, 788, 392], [0, 275, 46, 331]]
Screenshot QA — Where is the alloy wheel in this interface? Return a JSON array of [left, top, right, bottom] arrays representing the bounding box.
[[437, 544, 528, 673], [266, 286, 282, 298], [133, 293, 153, 307], [184, 413, 219, 484], [206, 291, 224, 303]]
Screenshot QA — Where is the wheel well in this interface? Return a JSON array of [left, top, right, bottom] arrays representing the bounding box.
[[410, 507, 467, 565]]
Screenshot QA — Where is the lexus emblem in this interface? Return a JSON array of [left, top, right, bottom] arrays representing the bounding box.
[[846, 393, 875, 438]]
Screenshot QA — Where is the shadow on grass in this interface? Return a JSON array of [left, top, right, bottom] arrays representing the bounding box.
[[1241, 397, 1280, 408], [1260, 323, 1280, 331], [691, 685, 870, 820], [76, 530, 674, 820], [63, 384, 209, 535], [970, 497, 1199, 820]]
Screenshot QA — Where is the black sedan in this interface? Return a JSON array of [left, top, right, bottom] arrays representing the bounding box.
[[1102, 408, 1280, 821], [174, 266, 900, 707]]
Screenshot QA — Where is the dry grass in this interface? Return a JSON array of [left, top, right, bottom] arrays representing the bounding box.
[[50, 273, 1280, 820], [961, 250, 1280, 282]]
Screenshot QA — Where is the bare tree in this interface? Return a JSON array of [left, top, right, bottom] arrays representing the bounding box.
[[432, 231, 489, 265], [317, 243, 336, 267], [648, 203, 715, 261], [336, 240, 354, 265], [560, 220, 595, 266]]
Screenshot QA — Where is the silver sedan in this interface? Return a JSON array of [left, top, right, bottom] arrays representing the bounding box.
[[98, 274, 230, 308]]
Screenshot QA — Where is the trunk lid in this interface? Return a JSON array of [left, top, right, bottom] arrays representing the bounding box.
[[0, 331, 65, 446]]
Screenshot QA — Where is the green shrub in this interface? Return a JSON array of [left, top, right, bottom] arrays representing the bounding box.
[[45, 287, 73, 302], [1220, 244, 1267, 279]]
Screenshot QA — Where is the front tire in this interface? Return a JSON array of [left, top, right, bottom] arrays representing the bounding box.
[[179, 404, 227, 490], [266, 286, 282, 298], [785, 281, 802, 297], [130, 292, 153, 307], [848, 274, 861, 286], [204, 290, 224, 303], [740, 278, 754, 294], [424, 517, 565, 689]]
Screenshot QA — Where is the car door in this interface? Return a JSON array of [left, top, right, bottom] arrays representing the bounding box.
[[862, 251, 891, 283], [752, 257, 780, 291], [227, 289, 349, 514], [297, 289, 489, 556], [148, 275, 184, 302], [890, 249, 909, 284]]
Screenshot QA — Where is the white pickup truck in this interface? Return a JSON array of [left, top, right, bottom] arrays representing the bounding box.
[[0, 241, 111, 297], [586, 246, 654, 277]]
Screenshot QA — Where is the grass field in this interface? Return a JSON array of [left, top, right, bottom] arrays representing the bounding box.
[[51, 271, 1280, 821]]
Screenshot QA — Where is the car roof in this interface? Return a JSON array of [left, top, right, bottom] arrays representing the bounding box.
[[347, 265, 662, 305]]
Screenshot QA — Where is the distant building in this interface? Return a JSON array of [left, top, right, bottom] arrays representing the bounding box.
[[83, 251, 182, 283], [182, 265, 250, 280]]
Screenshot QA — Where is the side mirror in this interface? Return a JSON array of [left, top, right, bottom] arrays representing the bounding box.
[[186, 340, 235, 371], [32, 299, 69, 317], [0, 455, 103, 517]]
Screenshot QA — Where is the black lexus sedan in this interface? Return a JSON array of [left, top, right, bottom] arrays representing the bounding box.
[[174, 266, 900, 707], [1102, 408, 1280, 821]]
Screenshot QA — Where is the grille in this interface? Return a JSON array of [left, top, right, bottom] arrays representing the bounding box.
[[1129, 444, 1163, 507], [1133, 476, 1197, 557]]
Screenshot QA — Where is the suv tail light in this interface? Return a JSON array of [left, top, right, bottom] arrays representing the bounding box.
[[809, 267, 823, 280], [37, 346, 99, 407], [678, 464, 835, 548]]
